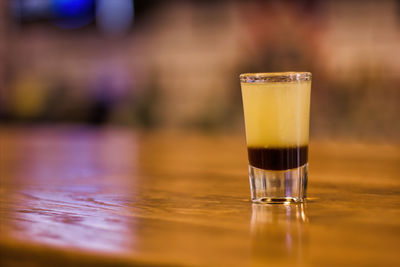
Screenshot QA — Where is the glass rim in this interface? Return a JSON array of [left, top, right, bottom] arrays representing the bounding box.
[[240, 72, 312, 83]]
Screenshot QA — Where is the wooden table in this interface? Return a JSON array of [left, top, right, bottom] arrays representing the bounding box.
[[1, 127, 400, 266]]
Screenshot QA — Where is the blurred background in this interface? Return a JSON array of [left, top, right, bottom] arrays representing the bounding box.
[[1, 0, 399, 141]]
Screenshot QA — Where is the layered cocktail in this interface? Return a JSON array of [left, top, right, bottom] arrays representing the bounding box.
[[240, 72, 311, 203]]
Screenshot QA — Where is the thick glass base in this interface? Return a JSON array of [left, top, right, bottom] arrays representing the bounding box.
[[249, 164, 308, 204]]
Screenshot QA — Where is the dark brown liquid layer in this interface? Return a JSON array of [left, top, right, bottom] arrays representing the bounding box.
[[247, 146, 308, 170]]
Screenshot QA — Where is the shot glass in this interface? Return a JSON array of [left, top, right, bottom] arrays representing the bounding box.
[[240, 72, 311, 204]]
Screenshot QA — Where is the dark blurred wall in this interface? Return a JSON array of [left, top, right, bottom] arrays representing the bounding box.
[[1, 0, 399, 141]]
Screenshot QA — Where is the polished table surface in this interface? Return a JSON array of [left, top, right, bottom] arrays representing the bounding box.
[[1, 127, 400, 266]]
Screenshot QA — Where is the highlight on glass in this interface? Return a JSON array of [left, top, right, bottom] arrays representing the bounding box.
[[240, 72, 312, 204]]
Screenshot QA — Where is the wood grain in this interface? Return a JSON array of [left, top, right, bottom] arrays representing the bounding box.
[[1, 127, 400, 266]]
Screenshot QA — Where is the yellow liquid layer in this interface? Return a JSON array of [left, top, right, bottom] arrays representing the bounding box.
[[241, 81, 311, 147]]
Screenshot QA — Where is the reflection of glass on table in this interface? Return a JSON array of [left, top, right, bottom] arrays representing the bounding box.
[[250, 204, 308, 265]]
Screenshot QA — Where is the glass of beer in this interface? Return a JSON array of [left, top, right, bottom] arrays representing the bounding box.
[[240, 72, 311, 204]]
